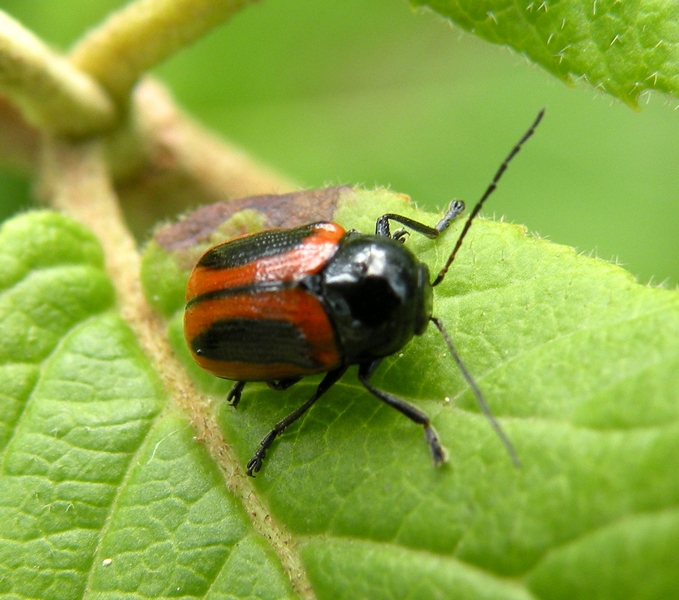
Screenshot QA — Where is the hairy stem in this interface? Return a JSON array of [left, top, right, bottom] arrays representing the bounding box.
[[114, 80, 296, 237], [0, 78, 294, 236], [70, 0, 258, 104], [0, 10, 115, 135]]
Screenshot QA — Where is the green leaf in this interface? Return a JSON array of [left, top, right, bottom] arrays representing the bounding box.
[[6, 187, 679, 598], [85, 415, 294, 600], [0, 212, 294, 600], [301, 538, 534, 600], [413, 0, 679, 106], [152, 188, 679, 598]]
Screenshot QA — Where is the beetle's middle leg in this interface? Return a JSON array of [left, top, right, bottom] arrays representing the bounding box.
[[247, 366, 348, 476]]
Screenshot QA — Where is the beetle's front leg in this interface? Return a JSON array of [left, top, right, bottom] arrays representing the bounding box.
[[375, 199, 465, 241], [434, 199, 465, 232]]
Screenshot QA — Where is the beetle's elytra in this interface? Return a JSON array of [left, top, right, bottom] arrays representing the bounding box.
[[184, 110, 544, 476], [185, 222, 346, 381]]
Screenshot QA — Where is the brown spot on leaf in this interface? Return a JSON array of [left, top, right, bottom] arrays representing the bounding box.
[[155, 186, 351, 252]]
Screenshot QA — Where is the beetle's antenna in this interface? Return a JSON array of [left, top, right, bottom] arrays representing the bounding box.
[[432, 109, 545, 287], [431, 317, 520, 467]]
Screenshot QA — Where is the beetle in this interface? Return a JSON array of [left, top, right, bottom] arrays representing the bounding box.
[[184, 110, 544, 476]]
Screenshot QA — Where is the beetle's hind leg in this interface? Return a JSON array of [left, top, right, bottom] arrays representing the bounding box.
[[247, 367, 348, 476], [358, 360, 447, 466]]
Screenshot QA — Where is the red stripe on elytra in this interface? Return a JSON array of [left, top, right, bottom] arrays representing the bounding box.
[[186, 223, 345, 301], [184, 287, 341, 380]]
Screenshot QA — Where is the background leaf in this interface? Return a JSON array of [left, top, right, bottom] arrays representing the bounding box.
[[414, 0, 679, 106], [0, 0, 678, 286]]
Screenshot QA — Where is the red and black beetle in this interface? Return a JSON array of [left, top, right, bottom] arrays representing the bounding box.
[[185, 110, 544, 476]]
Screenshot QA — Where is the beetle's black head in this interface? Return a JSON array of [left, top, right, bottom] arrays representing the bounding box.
[[318, 233, 433, 365]]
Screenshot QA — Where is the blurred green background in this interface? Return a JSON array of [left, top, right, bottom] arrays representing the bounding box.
[[0, 0, 677, 286]]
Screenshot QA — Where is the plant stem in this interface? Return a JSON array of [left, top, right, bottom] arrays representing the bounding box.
[[115, 79, 297, 238], [70, 0, 258, 104], [0, 10, 115, 135]]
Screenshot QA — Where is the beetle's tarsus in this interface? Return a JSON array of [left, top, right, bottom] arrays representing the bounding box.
[[425, 425, 447, 466], [247, 430, 278, 476], [227, 381, 246, 408], [434, 199, 466, 233], [246, 455, 263, 477]]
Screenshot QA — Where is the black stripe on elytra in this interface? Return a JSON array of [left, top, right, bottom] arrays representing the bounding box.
[[191, 318, 320, 368], [185, 280, 294, 309], [198, 224, 322, 269]]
